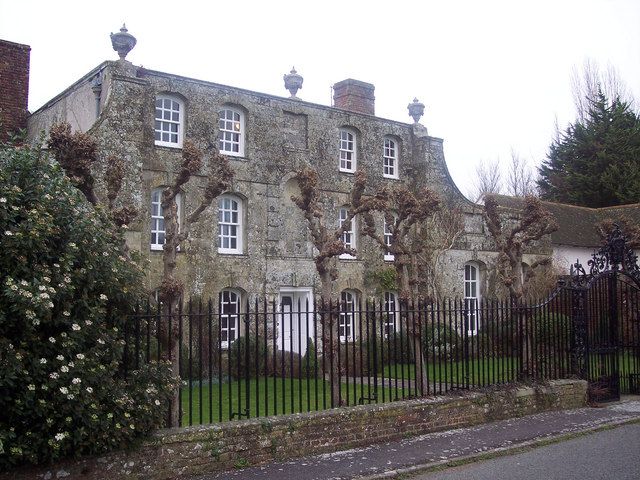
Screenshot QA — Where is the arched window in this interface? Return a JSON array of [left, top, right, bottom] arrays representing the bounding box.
[[155, 95, 184, 147], [339, 128, 357, 173], [383, 137, 399, 179], [219, 289, 241, 349], [384, 291, 397, 337], [464, 263, 480, 335], [218, 195, 244, 254], [150, 188, 181, 251], [219, 107, 245, 156], [339, 207, 356, 259], [339, 290, 358, 342]]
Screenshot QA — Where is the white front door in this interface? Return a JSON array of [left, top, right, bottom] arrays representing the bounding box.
[[278, 288, 313, 355]]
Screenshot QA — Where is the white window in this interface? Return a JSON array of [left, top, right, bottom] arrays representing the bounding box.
[[150, 189, 181, 251], [219, 108, 244, 156], [339, 207, 356, 259], [383, 138, 398, 179], [219, 289, 240, 348], [339, 290, 358, 342], [218, 195, 243, 254], [384, 218, 394, 262], [383, 292, 397, 337], [155, 96, 184, 147], [464, 263, 480, 335], [339, 128, 356, 173]]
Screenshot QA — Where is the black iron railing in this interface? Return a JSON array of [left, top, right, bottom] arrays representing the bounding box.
[[121, 291, 584, 427]]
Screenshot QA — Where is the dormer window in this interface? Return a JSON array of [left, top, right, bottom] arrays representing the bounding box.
[[339, 128, 356, 173], [155, 96, 184, 147]]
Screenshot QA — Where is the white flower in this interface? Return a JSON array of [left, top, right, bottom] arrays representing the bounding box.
[[86, 387, 93, 393], [60, 366, 69, 373], [76, 353, 85, 360], [54, 433, 66, 441], [72, 378, 81, 385], [67, 394, 74, 400], [0, 197, 6, 203], [33, 319, 40, 326], [53, 263, 60, 268], [68, 362, 74, 368], [38, 285, 46, 291], [56, 355, 64, 361], [85, 320, 92, 326], [4, 231, 12, 236], [99, 294, 108, 301], [69, 242, 77, 248], [59, 387, 68, 394], [103, 252, 108, 257], [63, 311, 71, 317], [40, 358, 47, 364], [49, 372, 59, 379], [72, 324, 81, 331], [27, 384, 36, 391], [154, 399, 160, 406], [39, 292, 50, 299], [10, 285, 18, 291], [43, 276, 51, 283], [49, 337, 56, 343], [97, 338, 105, 345], [20, 280, 28, 286]]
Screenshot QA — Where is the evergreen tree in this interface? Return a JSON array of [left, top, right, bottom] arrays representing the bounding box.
[[537, 90, 640, 207]]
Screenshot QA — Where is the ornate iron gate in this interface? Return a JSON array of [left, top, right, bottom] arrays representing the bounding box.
[[569, 225, 640, 402]]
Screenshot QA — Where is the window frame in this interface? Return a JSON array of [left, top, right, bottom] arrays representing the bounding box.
[[150, 188, 181, 251], [218, 107, 245, 157], [154, 95, 184, 148], [217, 194, 244, 255], [383, 217, 395, 262], [383, 137, 399, 179], [464, 263, 480, 335], [219, 289, 241, 349], [339, 128, 357, 173], [339, 207, 356, 259], [383, 291, 397, 337], [339, 290, 358, 343]]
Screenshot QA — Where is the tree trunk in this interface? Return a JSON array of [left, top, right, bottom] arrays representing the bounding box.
[[319, 267, 342, 407]]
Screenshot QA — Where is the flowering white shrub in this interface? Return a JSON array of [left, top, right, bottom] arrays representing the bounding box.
[[0, 142, 178, 468]]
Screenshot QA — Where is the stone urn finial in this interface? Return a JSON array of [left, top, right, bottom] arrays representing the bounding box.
[[408, 97, 425, 124], [283, 67, 303, 98], [110, 24, 137, 61]]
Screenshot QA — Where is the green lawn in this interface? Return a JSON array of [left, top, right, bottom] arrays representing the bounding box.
[[382, 357, 522, 386], [180, 376, 409, 426]]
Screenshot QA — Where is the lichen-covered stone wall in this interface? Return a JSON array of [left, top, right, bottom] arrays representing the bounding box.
[[27, 59, 553, 302], [4, 379, 587, 479]]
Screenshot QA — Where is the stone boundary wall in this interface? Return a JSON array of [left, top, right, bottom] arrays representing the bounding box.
[[7, 379, 587, 480]]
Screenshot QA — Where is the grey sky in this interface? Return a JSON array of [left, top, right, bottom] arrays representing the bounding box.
[[1, 0, 638, 198]]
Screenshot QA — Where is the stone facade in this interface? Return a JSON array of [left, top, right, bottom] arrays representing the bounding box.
[[26, 53, 552, 315]]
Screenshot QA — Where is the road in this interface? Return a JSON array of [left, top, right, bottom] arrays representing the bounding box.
[[410, 423, 640, 480]]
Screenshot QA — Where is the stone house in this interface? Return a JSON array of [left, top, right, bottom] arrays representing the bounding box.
[[2, 31, 553, 352]]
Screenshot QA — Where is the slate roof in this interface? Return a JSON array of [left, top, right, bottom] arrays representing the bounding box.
[[492, 195, 640, 248]]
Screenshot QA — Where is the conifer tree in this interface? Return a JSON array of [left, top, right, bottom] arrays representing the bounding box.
[[538, 90, 640, 207]]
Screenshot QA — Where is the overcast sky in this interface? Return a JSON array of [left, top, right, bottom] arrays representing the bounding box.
[[1, 0, 638, 198]]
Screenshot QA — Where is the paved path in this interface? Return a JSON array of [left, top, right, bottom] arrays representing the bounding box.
[[194, 399, 640, 480]]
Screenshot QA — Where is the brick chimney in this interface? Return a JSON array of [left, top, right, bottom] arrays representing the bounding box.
[[0, 39, 30, 141], [333, 79, 375, 115]]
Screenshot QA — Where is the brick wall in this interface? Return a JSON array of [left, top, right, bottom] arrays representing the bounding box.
[[5, 379, 587, 479], [333, 78, 375, 115], [0, 39, 30, 141]]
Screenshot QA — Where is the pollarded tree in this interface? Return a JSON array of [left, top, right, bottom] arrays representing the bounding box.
[[538, 90, 640, 207], [291, 167, 384, 406], [484, 194, 558, 378], [484, 195, 558, 302], [362, 184, 440, 392], [159, 141, 233, 426]]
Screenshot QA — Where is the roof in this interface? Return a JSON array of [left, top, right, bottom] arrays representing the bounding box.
[[492, 195, 640, 248]]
